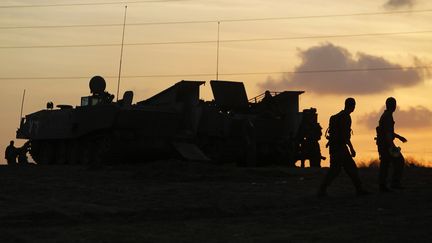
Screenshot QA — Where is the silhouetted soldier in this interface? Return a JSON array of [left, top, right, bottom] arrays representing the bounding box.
[[260, 90, 276, 117], [297, 109, 325, 168], [17, 141, 31, 165], [262, 90, 272, 104], [5, 140, 17, 165], [299, 122, 323, 168], [318, 98, 368, 197], [376, 97, 407, 192], [305, 122, 325, 168]]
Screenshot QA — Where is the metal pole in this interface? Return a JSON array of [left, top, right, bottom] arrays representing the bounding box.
[[116, 5, 128, 102], [19, 89, 26, 124], [216, 21, 220, 81]]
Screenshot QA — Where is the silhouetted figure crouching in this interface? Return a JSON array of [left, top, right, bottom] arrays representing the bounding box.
[[376, 97, 407, 192], [17, 141, 31, 165], [317, 98, 369, 197]]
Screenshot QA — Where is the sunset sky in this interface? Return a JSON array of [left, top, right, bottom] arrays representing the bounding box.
[[1, 0, 431, 165]]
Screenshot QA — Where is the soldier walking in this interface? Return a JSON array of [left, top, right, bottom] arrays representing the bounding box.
[[317, 98, 369, 197], [376, 97, 407, 192]]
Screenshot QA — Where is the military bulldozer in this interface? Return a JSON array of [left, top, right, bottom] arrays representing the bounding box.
[[16, 76, 208, 165], [197, 80, 322, 167]]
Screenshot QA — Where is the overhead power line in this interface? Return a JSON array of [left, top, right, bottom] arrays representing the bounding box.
[[222, 9, 432, 22], [0, 0, 185, 8], [1, 65, 430, 80], [1, 30, 431, 49], [1, 9, 432, 29], [0, 21, 215, 30]]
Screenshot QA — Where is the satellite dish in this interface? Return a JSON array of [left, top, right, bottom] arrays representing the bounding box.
[[89, 76, 106, 94]]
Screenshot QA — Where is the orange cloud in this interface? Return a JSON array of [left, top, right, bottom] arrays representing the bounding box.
[[258, 42, 427, 95], [358, 106, 432, 130], [383, 0, 417, 10]]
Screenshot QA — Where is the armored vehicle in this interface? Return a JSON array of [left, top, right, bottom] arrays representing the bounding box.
[[197, 80, 323, 167], [17, 77, 322, 166], [16, 76, 207, 164]]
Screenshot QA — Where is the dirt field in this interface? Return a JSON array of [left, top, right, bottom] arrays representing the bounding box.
[[0, 160, 431, 243]]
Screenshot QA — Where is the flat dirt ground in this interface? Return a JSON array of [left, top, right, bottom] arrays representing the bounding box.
[[0, 161, 431, 243]]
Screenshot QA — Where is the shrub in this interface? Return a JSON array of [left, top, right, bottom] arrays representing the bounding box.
[[358, 157, 430, 168]]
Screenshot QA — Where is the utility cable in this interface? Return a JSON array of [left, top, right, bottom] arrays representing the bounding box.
[[1, 65, 430, 80], [1, 9, 432, 29], [1, 30, 431, 49], [0, 0, 186, 8]]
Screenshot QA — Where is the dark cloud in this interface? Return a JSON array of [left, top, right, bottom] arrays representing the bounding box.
[[258, 43, 426, 95], [383, 0, 416, 10], [358, 106, 432, 130]]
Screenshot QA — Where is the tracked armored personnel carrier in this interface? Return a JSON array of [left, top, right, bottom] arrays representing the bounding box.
[[16, 76, 207, 164], [17, 77, 322, 166]]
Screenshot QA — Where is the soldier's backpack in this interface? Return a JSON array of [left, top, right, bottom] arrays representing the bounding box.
[[375, 123, 389, 147], [325, 112, 344, 147], [375, 126, 383, 146]]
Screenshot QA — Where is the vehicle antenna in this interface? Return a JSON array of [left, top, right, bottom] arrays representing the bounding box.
[[19, 89, 26, 125], [116, 5, 128, 102], [215, 21, 220, 81]]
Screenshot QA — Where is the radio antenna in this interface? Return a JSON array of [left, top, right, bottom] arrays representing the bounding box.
[[116, 5, 128, 102], [19, 89, 26, 125], [216, 21, 220, 81]]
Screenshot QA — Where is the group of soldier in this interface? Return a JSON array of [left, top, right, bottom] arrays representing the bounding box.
[[3, 95, 408, 196], [4, 140, 30, 165], [317, 97, 407, 196]]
